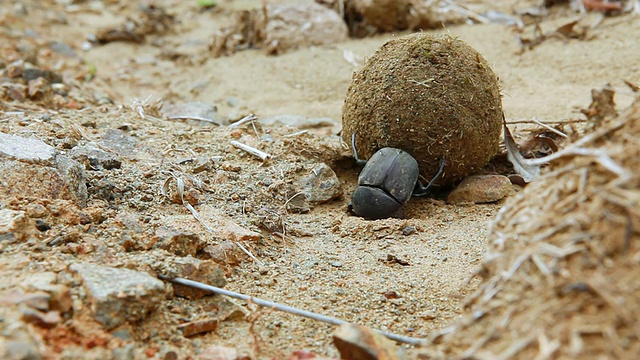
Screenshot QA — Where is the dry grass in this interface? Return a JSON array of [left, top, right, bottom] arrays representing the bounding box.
[[417, 97, 640, 359]]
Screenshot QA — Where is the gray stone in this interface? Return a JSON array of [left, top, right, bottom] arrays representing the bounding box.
[[69, 142, 122, 170], [447, 175, 514, 204], [71, 263, 166, 329], [54, 155, 87, 207], [260, 114, 337, 129], [298, 163, 342, 203], [98, 129, 144, 158], [0, 132, 56, 165]]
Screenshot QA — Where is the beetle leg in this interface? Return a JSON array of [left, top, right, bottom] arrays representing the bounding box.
[[351, 133, 368, 167], [413, 157, 446, 197]]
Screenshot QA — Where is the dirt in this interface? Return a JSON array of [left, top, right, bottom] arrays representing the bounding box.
[[0, 0, 639, 359]]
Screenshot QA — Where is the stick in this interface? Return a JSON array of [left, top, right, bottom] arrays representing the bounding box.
[[168, 115, 223, 126], [159, 276, 428, 346], [228, 114, 258, 128], [235, 242, 264, 267], [231, 140, 271, 161]]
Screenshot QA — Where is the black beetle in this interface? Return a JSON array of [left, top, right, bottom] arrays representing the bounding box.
[[350, 134, 446, 219]]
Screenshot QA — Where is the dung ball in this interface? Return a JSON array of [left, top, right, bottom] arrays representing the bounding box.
[[342, 32, 502, 186]]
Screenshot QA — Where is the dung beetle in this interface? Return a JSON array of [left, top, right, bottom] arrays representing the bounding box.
[[350, 134, 446, 219]]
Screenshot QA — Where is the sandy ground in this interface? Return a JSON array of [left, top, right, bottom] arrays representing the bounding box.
[[1, 0, 639, 359]]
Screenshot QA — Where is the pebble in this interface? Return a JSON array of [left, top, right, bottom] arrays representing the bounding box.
[[262, 3, 348, 54], [153, 226, 205, 257], [0, 209, 30, 243], [298, 163, 342, 203], [401, 226, 417, 236], [69, 142, 122, 170], [333, 323, 404, 360], [4, 340, 43, 360], [447, 175, 514, 204], [0, 134, 87, 206], [71, 263, 166, 329], [156, 256, 226, 300], [24, 272, 73, 314]]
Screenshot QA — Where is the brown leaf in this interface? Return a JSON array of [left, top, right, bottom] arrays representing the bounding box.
[[178, 318, 219, 337]]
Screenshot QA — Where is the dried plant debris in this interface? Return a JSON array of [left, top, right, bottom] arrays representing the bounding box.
[[210, 3, 348, 57], [503, 119, 542, 184], [581, 85, 619, 129], [516, 19, 590, 53], [418, 97, 640, 359], [543, 0, 639, 14], [93, 5, 175, 44]]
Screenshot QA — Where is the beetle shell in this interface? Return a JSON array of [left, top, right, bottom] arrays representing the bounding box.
[[351, 186, 402, 219], [352, 148, 420, 219]]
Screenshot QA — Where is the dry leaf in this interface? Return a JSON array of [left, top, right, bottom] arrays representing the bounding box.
[[503, 116, 541, 183]]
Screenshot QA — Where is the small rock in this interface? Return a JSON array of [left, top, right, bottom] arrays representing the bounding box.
[[19, 306, 61, 328], [24, 273, 73, 314], [333, 323, 404, 360], [329, 261, 343, 268], [71, 263, 166, 329], [23, 68, 63, 84], [200, 240, 243, 265], [69, 142, 122, 170], [157, 256, 226, 300], [35, 220, 50, 232], [260, 114, 337, 129], [192, 157, 212, 173], [298, 163, 342, 203], [153, 226, 205, 257], [1, 288, 50, 311], [99, 129, 157, 162], [0, 159, 87, 207], [25, 203, 47, 218], [54, 155, 88, 207], [4, 340, 43, 360], [285, 189, 311, 214], [0, 133, 87, 206], [177, 318, 219, 337], [263, 3, 348, 54], [0, 209, 30, 242], [401, 226, 416, 236], [196, 206, 262, 242], [447, 175, 514, 204], [0, 132, 56, 165]]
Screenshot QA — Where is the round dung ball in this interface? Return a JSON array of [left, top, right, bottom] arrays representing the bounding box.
[[342, 32, 502, 185]]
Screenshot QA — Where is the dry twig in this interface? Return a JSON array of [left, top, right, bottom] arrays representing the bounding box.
[[231, 140, 271, 161], [160, 276, 428, 346]]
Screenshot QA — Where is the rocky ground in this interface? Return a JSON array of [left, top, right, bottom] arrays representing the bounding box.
[[0, 0, 639, 359]]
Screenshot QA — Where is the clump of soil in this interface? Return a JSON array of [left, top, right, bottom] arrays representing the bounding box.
[[342, 33, 503, 186], [418, 97, 640, 358]]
